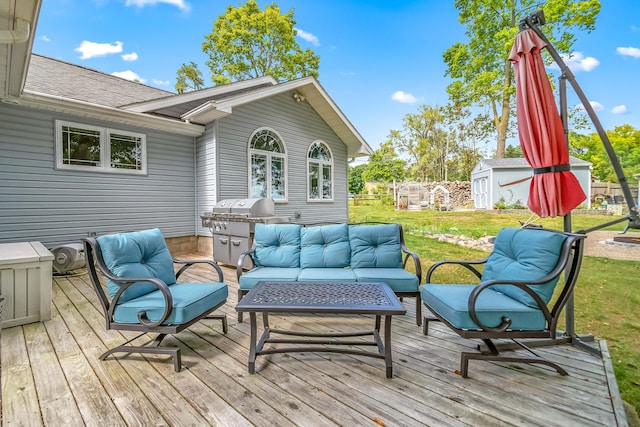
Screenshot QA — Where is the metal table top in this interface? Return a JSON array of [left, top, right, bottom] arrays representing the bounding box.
[[235, 281, 406, 315]]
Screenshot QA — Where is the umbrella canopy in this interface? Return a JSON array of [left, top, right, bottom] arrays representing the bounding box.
[[508, 28, 586, 218]]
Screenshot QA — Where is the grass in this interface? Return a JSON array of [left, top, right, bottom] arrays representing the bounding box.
[[349, 204, 640, 415]]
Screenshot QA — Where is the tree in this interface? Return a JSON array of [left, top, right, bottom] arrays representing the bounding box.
[[175, 62, 205, 94], [444, 0, 600, 158], [361, 141, 406, 184], [202, 0, 320, 85], [504, 144, 523, 158], [348, 163, 367, 195], [571, 125, 640, 182], [390, 105, 452, 181]]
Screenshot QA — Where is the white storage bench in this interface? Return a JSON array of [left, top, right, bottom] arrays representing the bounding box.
[[0, 242, 54, 328]]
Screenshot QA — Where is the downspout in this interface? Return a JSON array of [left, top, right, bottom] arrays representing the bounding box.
[[0, 17, 31, 44]]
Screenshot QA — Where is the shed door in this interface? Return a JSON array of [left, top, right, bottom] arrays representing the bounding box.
[[473, 178, 488, 209]]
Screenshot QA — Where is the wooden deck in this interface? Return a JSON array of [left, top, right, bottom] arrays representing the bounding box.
[[2, 260, 629, 426]]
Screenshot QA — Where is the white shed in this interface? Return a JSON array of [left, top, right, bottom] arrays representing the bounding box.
[[471, 157, 592, 210]]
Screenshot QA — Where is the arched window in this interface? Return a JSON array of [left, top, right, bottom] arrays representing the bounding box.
[[307, 140, 333, 201], [248, 128, 287, 200]]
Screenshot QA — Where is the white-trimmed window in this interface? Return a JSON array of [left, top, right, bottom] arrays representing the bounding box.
[[249, 128, 287, 200], [307, 140, 333, 201], [55, 120, 147, 175]]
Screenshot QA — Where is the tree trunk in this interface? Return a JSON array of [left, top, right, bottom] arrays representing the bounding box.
[[495, 59, 513, 159]]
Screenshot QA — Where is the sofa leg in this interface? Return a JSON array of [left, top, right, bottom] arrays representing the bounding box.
[[415, 296, 422, 326]]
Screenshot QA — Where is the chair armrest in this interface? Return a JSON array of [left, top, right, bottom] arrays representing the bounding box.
[[107, 275, 173, 328], [173, 258, 224, 283], [425, 257, 489, 283], [237, 250, 255, 281]]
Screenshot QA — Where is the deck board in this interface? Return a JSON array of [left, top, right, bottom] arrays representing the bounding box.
[[1, 260, 628, 426]]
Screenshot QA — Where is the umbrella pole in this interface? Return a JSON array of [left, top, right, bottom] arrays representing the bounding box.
[[558, 76, 600, 356]]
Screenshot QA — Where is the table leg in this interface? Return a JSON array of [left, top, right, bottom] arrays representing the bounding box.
[[262, 311, 270, 328], [248, 312, 257, 374], [384, 315, 393, 378]]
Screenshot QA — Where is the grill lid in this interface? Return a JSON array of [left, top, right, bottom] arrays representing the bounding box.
[[213, 198, 275, 217]]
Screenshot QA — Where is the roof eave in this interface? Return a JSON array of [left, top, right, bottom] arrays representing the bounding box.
[[20, 91, 205, 137]]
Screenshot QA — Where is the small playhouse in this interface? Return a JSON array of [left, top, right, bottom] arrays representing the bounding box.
[[395, 182, 451, 211], [471, 157, 592, 210]]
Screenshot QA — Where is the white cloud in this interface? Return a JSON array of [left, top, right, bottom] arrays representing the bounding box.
[[125, 0, 190, 11], [612, 105, 628, 114], [616, 46, 640, 58], [391, 91, 419, 103], [575, 100, 604, 112], [39, 35, 50, 42], [549, 51, 599, 72], [75, 40, 123, 59], [122, 52, 138, 61], [112, 70, 146, 83], [632, 25, 639, 32], [295, 28, 320, 46], [152, 78, 170, 85]]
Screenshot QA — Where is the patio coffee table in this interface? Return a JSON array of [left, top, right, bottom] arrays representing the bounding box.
[[235, 281, 406, 378]]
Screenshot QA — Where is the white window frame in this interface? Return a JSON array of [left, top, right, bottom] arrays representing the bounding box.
[[55, 120, 147, 175], [307, 140, 334, 202], [247, 127, 288, 201]]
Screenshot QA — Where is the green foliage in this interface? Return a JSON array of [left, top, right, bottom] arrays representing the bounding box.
[[493, 196, 526, 209], [348, 163, 366, 195], [570, 125, 640, 182], [503, 144, 523, 158], [202, 0, 320, 85], [389, 105, 450, 181], [361, 141, 407, 184], [175, 61, 204, 94], [444, 0, 600, 158]]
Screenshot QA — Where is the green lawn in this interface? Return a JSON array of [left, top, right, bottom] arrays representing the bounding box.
[[349, 204, 640, 414]]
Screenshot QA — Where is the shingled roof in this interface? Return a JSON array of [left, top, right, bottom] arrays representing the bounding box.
[[24, 54, 173, 107]]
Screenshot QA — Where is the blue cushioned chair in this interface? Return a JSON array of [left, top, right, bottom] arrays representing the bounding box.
[[82, 228, 229, 371], [421, 227, 585, 377]]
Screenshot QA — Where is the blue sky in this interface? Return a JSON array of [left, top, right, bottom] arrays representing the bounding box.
[[33, 0, 640, 160]]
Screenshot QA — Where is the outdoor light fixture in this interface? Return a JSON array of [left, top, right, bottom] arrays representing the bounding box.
[[292, 92, 305, 103]]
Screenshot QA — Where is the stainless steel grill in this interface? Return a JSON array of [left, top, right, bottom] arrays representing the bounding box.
[[201, 198, 290, 265]]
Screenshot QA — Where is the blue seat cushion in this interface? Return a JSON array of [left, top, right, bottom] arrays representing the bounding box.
[[300, 224, 351, 268], [349, 224, 402, 268], [297, 268, 357, 282], [421, 284, 547, 331], [482, 228, 567, 308], [97, 228, 177, 303], [253, 224, 301, 268], [238, 267, 301, 290], [113, 282, 228, 324], [353, 268, 419, 293]]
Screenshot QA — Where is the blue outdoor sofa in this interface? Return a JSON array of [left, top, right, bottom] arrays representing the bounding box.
[[236, 222, 423, 324]]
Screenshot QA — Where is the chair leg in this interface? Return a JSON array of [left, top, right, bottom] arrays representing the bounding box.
[[415, 295, 422, 326], [237, 289, 245, 322], [99, 333, 183, 372], [461, 351, 568, 377], [206, 314, 228, 333], [422, 315, 439, 335]]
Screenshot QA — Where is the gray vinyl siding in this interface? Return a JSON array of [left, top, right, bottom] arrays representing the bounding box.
[[215, 91, 349, 224], [0, 103, 197, 248], [195, 122, 217, 236]]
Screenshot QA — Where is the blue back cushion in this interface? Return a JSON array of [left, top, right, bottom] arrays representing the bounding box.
[[482, 228, 567, 308], [97, 228, 176, 303], [253, 223, 301, 268], [349, 224, 402, 268], [300, 224, 350, 268]]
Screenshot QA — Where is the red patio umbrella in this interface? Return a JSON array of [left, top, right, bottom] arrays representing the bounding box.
[[508, 28, 586, 218]]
